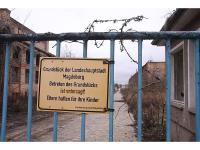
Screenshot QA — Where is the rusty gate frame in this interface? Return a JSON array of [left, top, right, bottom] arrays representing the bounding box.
[[0, 31, 200, 142]]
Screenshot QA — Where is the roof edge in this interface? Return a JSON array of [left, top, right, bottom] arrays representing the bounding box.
[[152, 9, 187, 45]]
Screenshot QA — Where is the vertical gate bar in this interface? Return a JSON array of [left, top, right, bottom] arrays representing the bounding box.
[[165, 39, 171, 142], [195, 39, 200, 141], [137, 39, 143, 142], [109, 39, 115, 142], [53, 40, 61, 142], [80, 40, 87, 142], [53, 112, 58, 141], [0, 42, 11, 142], [83, 40, 87, 58], [27, 41, 35, 141]]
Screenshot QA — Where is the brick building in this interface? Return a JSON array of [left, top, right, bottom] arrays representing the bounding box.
[[125, 61, 166, 110], [0, 8, 54, 112]]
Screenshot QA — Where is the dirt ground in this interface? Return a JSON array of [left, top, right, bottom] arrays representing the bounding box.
[[0, 91, 136, 142]]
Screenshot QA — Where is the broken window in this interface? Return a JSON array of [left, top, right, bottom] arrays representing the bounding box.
[[174, 49, 184, 101], [25, 69, 29, 84], [13, 46, 21, 59], [26, 50, 30, 64], [12, 67, 20, 83]]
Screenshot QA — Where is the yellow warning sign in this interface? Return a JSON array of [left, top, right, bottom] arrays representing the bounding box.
[[37, 58, 109, 113]]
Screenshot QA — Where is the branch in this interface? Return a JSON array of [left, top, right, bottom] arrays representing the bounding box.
[[114, 103, 126, 119]]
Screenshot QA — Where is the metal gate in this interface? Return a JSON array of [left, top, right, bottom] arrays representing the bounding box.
[[0, 31, 200, 142]]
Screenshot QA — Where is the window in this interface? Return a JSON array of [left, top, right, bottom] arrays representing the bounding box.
[[36, 54, 40, 66], [171, 41, 185, 105], [174, 50, 184, 101], [25, 69, 29, 84], [0, 48, 3, 55], [25, 91, 28, 99], [26, 50, 30, 64], [18, 28, 22, 34], [12, 67, 20, 83], [35, 71, 39, 84], [0, 44, 4, 65], [13, 46, 21, 59], [12, 92, 20, 101]]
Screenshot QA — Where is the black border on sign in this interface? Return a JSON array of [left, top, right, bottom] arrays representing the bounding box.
[[37, 57, 110, 113]]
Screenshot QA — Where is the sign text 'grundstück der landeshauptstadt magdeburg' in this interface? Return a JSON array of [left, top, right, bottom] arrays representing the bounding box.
[[37, 58, 109, 113]]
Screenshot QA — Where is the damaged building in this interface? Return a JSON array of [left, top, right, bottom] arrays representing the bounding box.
[[0, 8, 54, 112]]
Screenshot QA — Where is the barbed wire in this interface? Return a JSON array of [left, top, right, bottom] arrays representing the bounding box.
[[84, 16, 162, 82], [84, 16, 147, 33], [52, 16, 148, 64], [84, 16, 147, 63]]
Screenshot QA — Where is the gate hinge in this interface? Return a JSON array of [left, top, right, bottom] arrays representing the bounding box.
[[105, 108, 115, 112], [103, 60, 115, 64]]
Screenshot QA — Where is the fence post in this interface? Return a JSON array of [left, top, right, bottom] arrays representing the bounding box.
[[53, 40, 61, 142], [109, 39, 115, 142], [80, 40, 87, 142], [195, 39, 200, 141], [0, 42, 11, 141], [137, 39, 143, 142], [26, 41, 35, 141], [165, 39, 171, 142]]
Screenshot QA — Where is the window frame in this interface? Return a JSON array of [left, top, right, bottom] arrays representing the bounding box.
[[187, 40, 196, 113], [11, 66, 21, 83], [12, 46, 21, 60], [25, 69, 29, 84], [170, 41, 185, 108], [26, 50, 30, 64]]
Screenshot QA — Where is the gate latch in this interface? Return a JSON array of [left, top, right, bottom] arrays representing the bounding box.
[[104, 108, 114, 112], [103, 60, 115, 64]]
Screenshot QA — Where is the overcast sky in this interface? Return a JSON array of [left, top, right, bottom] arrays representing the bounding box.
[[10, 8, 174, 84]]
